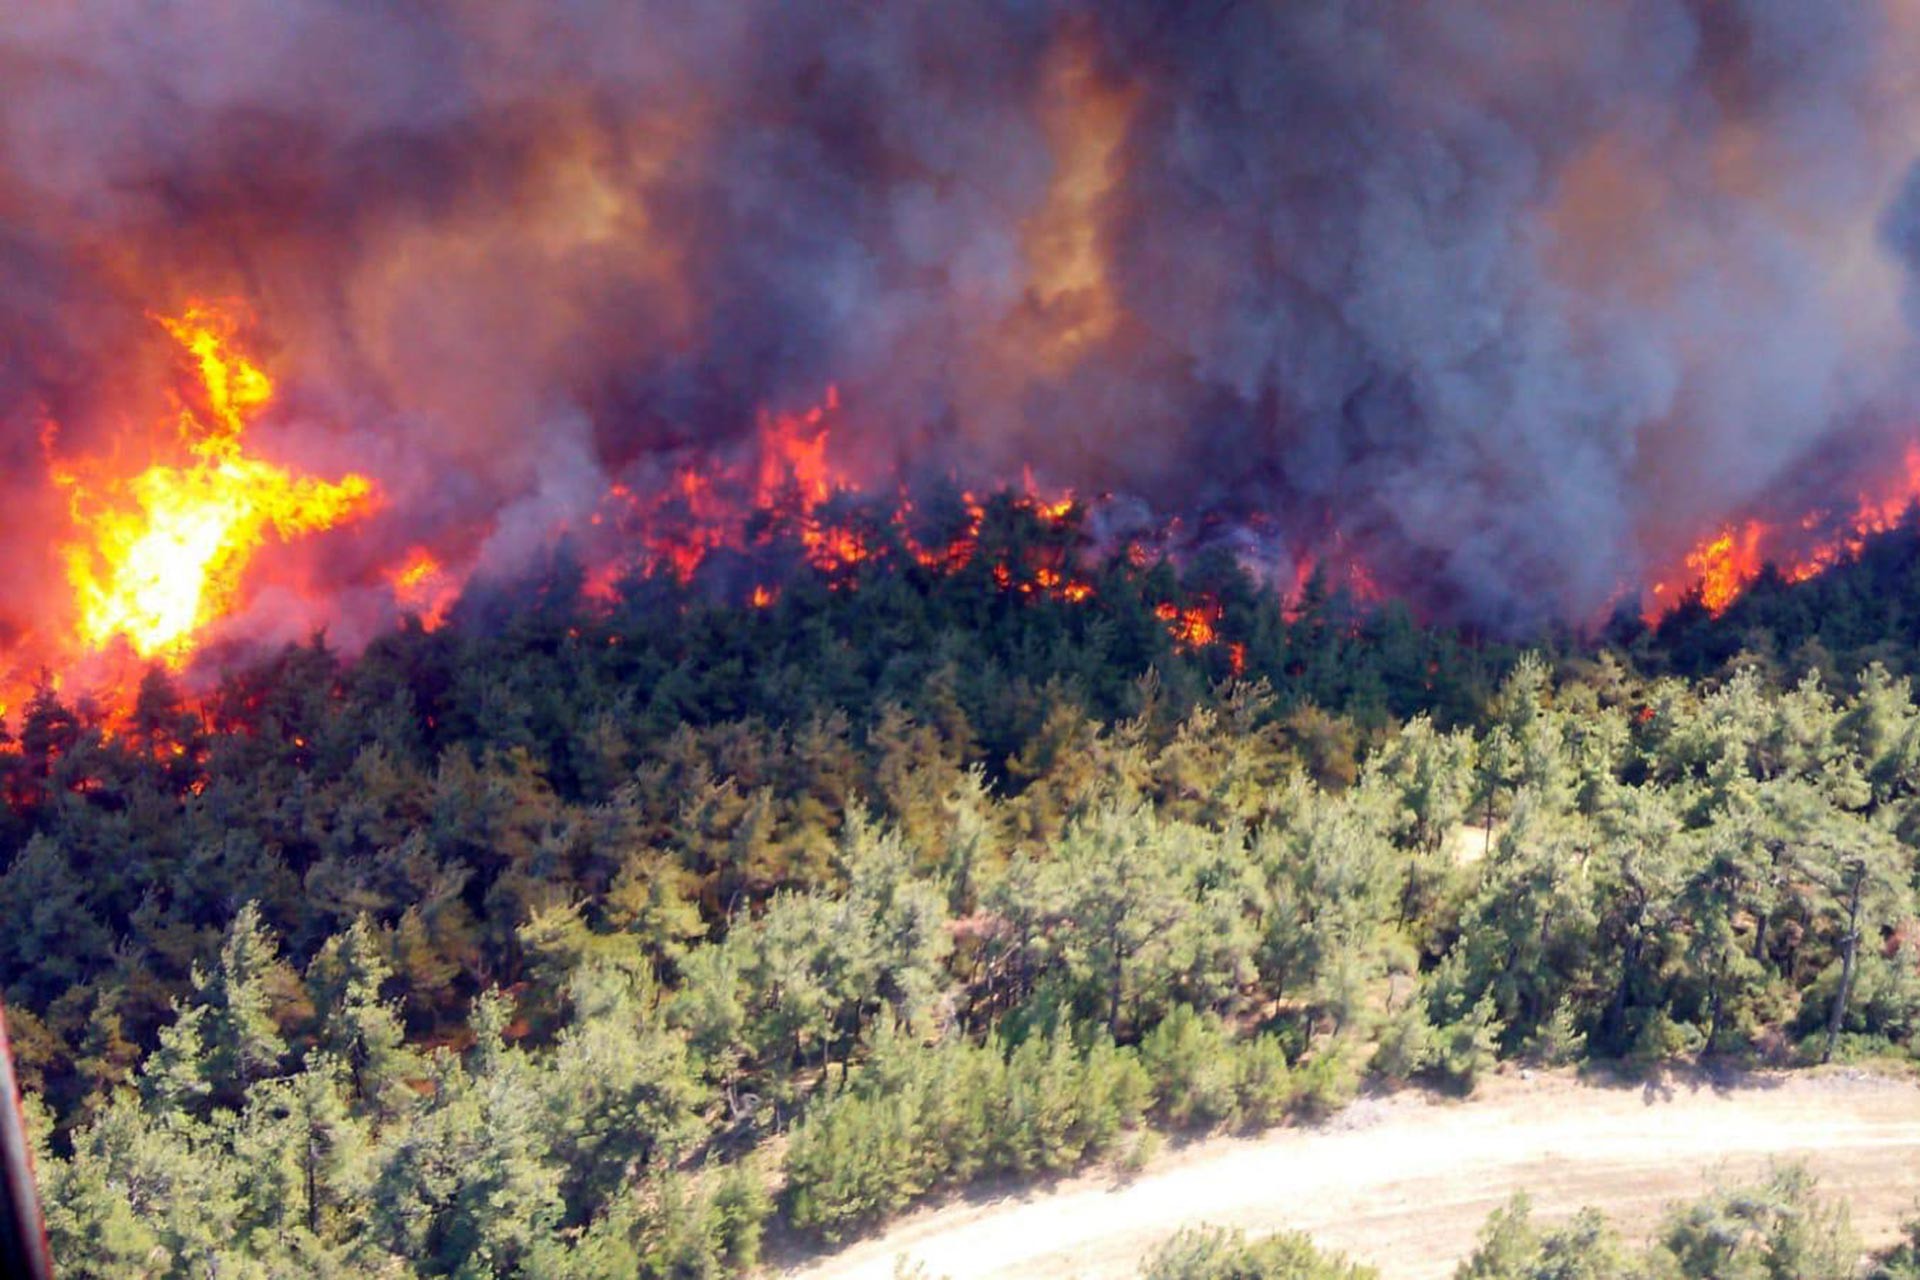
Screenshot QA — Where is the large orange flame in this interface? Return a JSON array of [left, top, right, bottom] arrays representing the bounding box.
[[386, 546, 459, 632], [1657, 520, 1768, 616], [588, 387, 1103, 606], [52, 304, 376, 664], [6, 308, 1335, 728], [1649, 444, 1920, 620]]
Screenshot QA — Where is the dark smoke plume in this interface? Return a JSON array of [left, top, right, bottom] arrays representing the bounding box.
[[5, 0, 1920, 640]]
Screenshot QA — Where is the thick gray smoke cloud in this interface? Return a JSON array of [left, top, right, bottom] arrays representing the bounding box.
[[4, 0, 1920, 638]]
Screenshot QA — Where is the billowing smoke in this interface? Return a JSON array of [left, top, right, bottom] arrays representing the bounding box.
[[5, 0, 1920, 647]]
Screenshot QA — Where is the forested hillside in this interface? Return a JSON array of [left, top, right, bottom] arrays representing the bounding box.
[[8, 507, 1920, 1277]]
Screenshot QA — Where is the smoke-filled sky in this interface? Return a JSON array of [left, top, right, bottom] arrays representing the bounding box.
[[5, 0, 1920, 640]]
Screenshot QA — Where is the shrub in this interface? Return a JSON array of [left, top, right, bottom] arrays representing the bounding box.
[[1430, 994, 1503, 1095], [1141, 1006, 1242, 1129], [785, 1023, 1148, 1240], [1289, 1038, 1363, 1119], [709, 1161, 771, 1271], [1234, 1034, 1293, 1129], [1653, 1164, 1857, 1280], [1140, 1224, 1379, 1279], [1369, 999, 1434, 1083]]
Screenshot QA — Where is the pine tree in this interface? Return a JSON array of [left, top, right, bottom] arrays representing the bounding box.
[[308, 916, 421, 1115], [199, 902, 300, 1103]]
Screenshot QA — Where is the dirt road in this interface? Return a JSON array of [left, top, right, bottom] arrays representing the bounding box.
[[777, 1068, 1920, 1280]]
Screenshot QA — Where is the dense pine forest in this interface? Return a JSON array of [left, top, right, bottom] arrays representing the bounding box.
[[12, 498, 1920, 1277]]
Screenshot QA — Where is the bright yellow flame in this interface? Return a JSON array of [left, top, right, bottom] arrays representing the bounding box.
[[56, 305, 375, 663], [390, 547, 442, 595], [157, 305, 275, 453]]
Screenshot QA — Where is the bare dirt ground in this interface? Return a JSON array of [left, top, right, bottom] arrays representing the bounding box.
[[1447, 822, 1499, 868], [775, 1066, 1920, 1280]]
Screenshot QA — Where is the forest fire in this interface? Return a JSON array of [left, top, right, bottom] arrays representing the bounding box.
[[48, 306, 375, 665], [582, 387, 1111, 610], [8, 3, 1920, 701], [1, 0, 1919, 697], [385, 547, 459, 631], [1155, 598, 1244, 673], [0, 300, 1267, 733], [1157, 600, 1218, 647], [21, 15, 1920, 1273], [1650, 522, 1769, 617], [30, 292, 1909, 732], [1646, 445, 1920, 620], [12, 290, 1919, 729], [543, 384, 1277, 661]]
